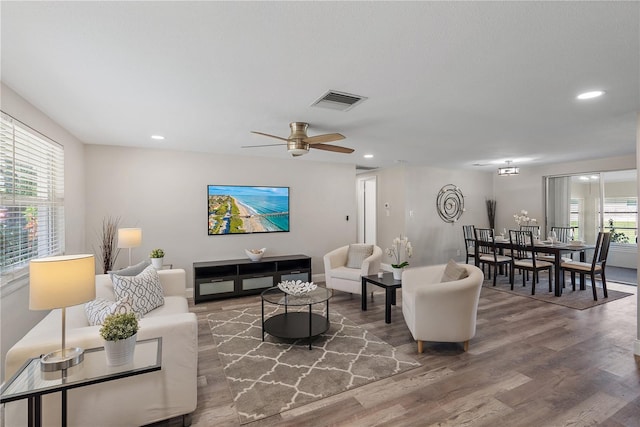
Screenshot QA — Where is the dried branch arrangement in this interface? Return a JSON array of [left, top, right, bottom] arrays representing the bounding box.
[[96, 216, 121, 273], [486, 199, 497, 230]]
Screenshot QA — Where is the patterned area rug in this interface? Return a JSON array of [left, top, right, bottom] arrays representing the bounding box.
[[482, 273, 633, 310], [207, 305, 420, 424]]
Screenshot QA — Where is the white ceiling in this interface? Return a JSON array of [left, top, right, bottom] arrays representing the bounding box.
[[1, 1, 638, 171]]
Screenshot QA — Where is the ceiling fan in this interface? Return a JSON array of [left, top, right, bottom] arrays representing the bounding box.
[[243, 122, 354, 157]]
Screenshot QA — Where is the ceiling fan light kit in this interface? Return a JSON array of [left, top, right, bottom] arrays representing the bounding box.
[[246, 122, 354, 157]]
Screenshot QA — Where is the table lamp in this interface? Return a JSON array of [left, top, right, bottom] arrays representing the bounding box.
[[117, 227, 142, 266], [29, 254, 96, 371]]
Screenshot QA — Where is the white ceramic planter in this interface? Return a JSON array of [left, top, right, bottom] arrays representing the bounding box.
[[104, 333, 137, 366], [151, 257, 164, 269], [392, 267, 403, 280]]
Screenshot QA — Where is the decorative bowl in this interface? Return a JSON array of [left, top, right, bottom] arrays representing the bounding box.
[[245, 248, 266, 262], [569, 240, 584, 246], [277, 280, 317, 296]]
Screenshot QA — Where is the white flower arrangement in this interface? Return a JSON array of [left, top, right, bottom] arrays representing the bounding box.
[[386, 235, 413, 268], [513, 209, 537, 226]]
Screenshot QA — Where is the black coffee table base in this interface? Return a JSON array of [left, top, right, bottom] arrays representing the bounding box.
[[263, 312, 330, 349]]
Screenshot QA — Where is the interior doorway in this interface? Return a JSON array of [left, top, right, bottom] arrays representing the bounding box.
[[357, 176, 377, 244]]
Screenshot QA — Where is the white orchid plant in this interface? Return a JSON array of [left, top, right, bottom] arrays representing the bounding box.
[[386, 235, 413, 269], [513, 209, 537, 226]]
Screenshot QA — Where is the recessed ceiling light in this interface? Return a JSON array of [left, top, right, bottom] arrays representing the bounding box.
[[363, 154, 374, 159], [151, 135, 165, 140], [576, 90, 605, 100]]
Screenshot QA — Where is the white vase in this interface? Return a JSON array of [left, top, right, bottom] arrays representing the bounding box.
[[392, 267, 403, 280], [151, 257, 164, 269], [104, 333, 137, 366]]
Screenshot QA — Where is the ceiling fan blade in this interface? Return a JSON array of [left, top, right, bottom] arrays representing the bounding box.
[[241, 143, 287, 148], [250, 131, 289, 142], [310, 143, 354, 154], [303, 133, 345, 144]]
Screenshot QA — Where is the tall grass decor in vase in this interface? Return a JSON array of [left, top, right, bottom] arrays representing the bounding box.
[[486, 199, 497, 230], [96, 216, 121, 273]]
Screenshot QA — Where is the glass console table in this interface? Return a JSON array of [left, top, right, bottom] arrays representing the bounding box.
[[261, 287, 332, 350], [1, 337, 162, 427]]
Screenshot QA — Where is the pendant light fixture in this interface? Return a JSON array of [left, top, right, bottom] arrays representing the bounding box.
[[498, 160, 519, 176]]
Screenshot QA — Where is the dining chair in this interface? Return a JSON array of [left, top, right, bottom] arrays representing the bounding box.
[[474, 227, 511, 286], [462, 225, 476, 264], [519, 225, 540, 238], [538, 226, 576, 264], [509, 230, 553, 295], [561, 231, 611, 301], [551, 226, 575, 243]]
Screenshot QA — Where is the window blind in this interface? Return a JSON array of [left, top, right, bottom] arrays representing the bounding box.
[[0, 111, 65, 286]]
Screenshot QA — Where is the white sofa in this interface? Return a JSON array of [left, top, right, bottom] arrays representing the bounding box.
[[323, 245, 383, 295], [4, 268, 198, 427], [401, 263, 484, 353]]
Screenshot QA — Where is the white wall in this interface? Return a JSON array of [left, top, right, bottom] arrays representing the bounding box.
[[360, 166, 407, 256], [405, 165, 494, 266], [360, 164, 494, 268], [84, 145, 357, 286], [0, 83, 87, 379]]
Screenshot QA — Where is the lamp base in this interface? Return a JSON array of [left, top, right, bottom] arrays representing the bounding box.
[[40, 347, 84, 371]]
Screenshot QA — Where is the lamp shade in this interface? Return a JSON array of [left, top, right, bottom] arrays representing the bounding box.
[[118, 228, 142, 248], [29, 254, 96, 310]]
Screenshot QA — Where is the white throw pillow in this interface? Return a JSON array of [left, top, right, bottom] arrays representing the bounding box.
[[112, 264, 164, 317], [85, 297, 135, 326], [441, 259, 469, 283], [346, 244, 374, 269]]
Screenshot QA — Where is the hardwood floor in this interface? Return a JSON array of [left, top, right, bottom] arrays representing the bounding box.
[[157, 282, 640, 427]]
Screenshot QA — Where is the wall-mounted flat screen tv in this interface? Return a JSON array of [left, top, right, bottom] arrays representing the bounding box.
[[207, 185, 290, 235]]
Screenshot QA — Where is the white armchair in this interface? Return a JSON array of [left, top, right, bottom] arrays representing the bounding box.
[[323, 244, 382, 295], [401, 263, 484, 353]]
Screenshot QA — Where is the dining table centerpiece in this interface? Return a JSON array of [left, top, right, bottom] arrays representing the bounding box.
[[386, 234, 413, 280], [513, 210, 537, 226]]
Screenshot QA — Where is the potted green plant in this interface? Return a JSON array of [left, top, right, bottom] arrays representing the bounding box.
[[99, 312, 139, 366], [150, 248, 165, 269]]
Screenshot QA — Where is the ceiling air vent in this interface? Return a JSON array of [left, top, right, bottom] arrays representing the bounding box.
[[311, 90, 367, 112], [356, 165, 379, 172]]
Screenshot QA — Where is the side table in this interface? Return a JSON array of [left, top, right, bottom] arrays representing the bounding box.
[[361, 273, 402, 324], [1, 337, 162, 427]]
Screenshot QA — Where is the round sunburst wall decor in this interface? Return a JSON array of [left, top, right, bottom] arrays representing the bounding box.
[[436, 184, 465, 223]]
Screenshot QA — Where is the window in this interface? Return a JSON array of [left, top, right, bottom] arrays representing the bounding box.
[[546, 170, 637, 246], [0, 111, 65, 286], [602, 197, 637, 244], [569, 198, 583, 240]]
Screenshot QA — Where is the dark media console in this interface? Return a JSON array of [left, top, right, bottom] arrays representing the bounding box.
[[193, 254, 311, 303]]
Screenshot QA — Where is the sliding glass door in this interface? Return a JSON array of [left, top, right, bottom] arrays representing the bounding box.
[[545, 170, 637, 266]]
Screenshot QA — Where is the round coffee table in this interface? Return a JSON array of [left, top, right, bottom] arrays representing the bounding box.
[[261, 286, 332, 350]]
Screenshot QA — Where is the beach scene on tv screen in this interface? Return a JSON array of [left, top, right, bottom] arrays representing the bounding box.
[[208, 185, 290, 234]]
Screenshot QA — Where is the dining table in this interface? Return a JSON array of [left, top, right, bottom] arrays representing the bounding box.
[[475, 237, 595, 297]]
